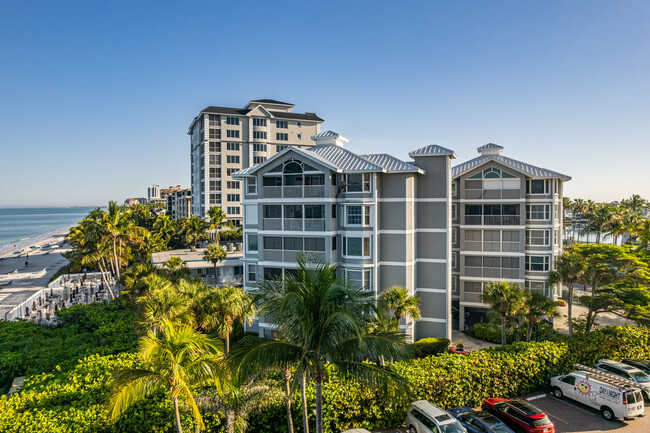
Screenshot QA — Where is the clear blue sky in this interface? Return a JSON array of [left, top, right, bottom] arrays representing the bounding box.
[[1, 1, 649, 207]]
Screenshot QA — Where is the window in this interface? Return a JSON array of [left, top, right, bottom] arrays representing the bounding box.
[[253, 131, 267, 139], [343, 237, 370, 257], [452, 276, 459, 294], [253, 143, 267, 152], [526, 255, 550, 271], [226, 130, 240, 138], [227, 181, 240, 189], [209, 154, 221, 165], [452, 228, 457, 244], [297, 133, 302, 140], [226, 155, 240, 164], [263, 205, 281, 218], [526, 281, 546, 293], [364, 206, 371, 225], [304, 237, 325, 251], [276, 120, 288, 128], [253, 156, 266, 164], [247, 234, 258, 252], [347, 206, 362, 225], [344, 173, 371, 192], [264, 236, 282, 249], [276, 133, 288, 141], [225, 116, 240, 125], [209, 167, 221, 178], [247, 177, 257, 194], [304, 205, 324, 218], [526, 229, 550, 246], [452, 252, 457, 268], [560, 375, 576, 386], [526, 204, 550, 220], [331, 204, 336, 218], [527, 179, 549, 194], [226, 142, 240, 151], [208, 114, 219, 126], [227, 206, 240, 215], [452, 204, 457, 220], [252, 118, 266, 127], [227, 194, 240, 202], [209, 181, 221, 191], [276, 145, 288, 152], [209, 142, 221, 152], [247, 264, 256, 282], [452, 181, 457, 195], [209, 194, 221, 204], [332, 236, 337, 250], [226, 168, 237, 176], [209, 129, 220, 139]]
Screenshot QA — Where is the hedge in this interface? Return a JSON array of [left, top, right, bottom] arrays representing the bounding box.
[[2, 326, 648, 433], [411, 337, 451, 357]]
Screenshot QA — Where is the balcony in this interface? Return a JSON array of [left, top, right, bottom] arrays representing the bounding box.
[[262, 185, 325, 199], [465, 189, 521, 200], [465, 267, 520, 279], [284, 219, 303, 231], [464, 215, 520, 226], [263, 218, 282, 230], [262, 218, 325, 232], [263, 250, 327, 263], [465, 241, 520, 252]]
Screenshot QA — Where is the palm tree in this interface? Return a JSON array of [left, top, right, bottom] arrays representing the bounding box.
[[233, 257, 410, 433], [184, 215, 210, 249], [481, 281, 526, 345], [523, 290, 560, 342], [207, 206, 235, 245], [572, 198, 587, 243], [153, 214, 176, 247], [203, 243, 227, 282], [636, 219, 650, 251], [163, 257, 191, 281], [622, 194, 648, 214], [136, 275, 194, 333], [102, 201, 146, 279], [548, 248, 586, 335], [197, 372, 282, 433], [380, 285, 421, 331], [195, 285, 255, 355], [122, 263, 155, 297], [107, 320, 223, 433]]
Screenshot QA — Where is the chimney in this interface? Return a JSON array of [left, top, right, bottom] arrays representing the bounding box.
[[311, 131, 349, 148], [477, 143, 504, 156]]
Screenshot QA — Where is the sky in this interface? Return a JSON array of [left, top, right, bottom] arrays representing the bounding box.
[[0, 1, 649, 207]]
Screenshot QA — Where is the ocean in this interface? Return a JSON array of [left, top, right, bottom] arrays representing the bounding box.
[[0, 207, 96, 251]]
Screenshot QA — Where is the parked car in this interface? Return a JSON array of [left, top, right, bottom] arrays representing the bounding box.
[[595, 359, 650, 400], [551, 370, 645, 420], [342, 429, 372, 433], [448, 406, 515, 433], [406, 400, 467, 433], [622, 359, 650, 374], [482, 398, 554, 433]]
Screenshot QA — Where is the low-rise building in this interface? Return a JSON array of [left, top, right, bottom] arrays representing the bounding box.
[[124, 197, 147, 207], [151, 247, 244, 286]]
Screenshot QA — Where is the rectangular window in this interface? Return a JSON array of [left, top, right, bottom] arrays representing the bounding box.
[[276, 145, 288, 152], [452, 228, 457, 244], [252, 118, 267, 127], [226, 130, 240, 138], [226, 142, 240, 151], [209, 154, 221, 165], [248, 264, 256, 282], [226, 168, 237, 176], [227, 194, 240, 202], [527, 179, 548, 194], [525, 255, 550, 271], [264, 236, 283, 249], [276, 133, 288, 141], [284, 237, 303, 251], [346, 206, 362, 225], [344, 237, 362, 256], [226, 155, 240, 164], [526, 229, 550, 246], [332, 236, 337, 250], [208, 114, 220, 126], [227, 206, 240, 215], [247, 177, 257, 194], [276, 120, 288, 128], [304, 237, 325, 251], [209, 142, 221, 152], [452, 181, 457, 196], [209, 129, 221, 140], [364, 237, 371, 256], [209, 194, 221, 204], [209, 167, 221, 178], [363, 269, 372, 290], [526, 204, 550, 220], [253, 156, 266, 164], [304, 205, 324, 218], [364, 206, 371, 225], [253, 143, 267, 152], [331, 204, 336, 218], [263, 205, 282, 218], [248, 234, 258, 252], [225, 116, 240, 125], [253, 131, 267, 139], [452, 276, 458, 294], [227, 181, 240, 189], [526, 281, 546, 293], [209, 181, 221, 191], [452, 252, 457, 268], [297, 133, 302, 140], [452, 204, 457, 220]]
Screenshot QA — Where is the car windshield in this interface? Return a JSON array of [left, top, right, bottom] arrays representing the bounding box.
[[532, 416, 552, 427], [491, 425, 514, 433], [631, 371, 650, 382], [440, 421, 467, 433]]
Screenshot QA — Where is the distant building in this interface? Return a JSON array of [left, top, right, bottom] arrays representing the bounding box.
[[187, 98, 324, 225], [124, 197, 147, 207], [147, 184, 161, 203], [166, 187, 191, 220], [151, 248, 243, 286]]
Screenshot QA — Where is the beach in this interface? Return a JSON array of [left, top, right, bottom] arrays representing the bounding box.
[[0, 230, 71, 319]]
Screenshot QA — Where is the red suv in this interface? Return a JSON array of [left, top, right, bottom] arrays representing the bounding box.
[[482, 398, 554, 433]]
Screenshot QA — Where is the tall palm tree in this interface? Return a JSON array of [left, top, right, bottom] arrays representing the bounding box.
[[121, 262, 155, 297], [203, 243, 227, 282], [636, 219, 650, 251], [522, 290, 560, 342], [380, 285, 421, 331], [102, 201, 146, 279], [207, 206, 235, 245], [233, 257, 410, 433], [572, 198, 587, 243], [153, 214, 176, 247], [107, 320, 223, 433], [136, 275, 194, 333], [184, 215, 210, 249], [481, 281, 526, 345], [548, 248, 586, 335], [622, 194, 648, 214]]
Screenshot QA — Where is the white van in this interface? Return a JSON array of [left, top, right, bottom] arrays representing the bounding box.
[[551, 369, 645, 420]]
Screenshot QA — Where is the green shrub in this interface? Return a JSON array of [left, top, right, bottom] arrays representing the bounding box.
[[411, 337, 451, 357]]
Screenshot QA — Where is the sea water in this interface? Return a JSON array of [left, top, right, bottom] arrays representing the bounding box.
[[0, 207, 96, 251]]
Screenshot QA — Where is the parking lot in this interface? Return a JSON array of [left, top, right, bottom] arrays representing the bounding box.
[[513, 392, 649, 433]]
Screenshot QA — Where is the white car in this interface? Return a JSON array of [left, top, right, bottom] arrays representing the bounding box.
[[596, 359, 650, 400], [406, 400, 467, 433]]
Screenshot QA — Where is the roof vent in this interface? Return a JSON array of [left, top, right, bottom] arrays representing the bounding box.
[[477, 143, 504, 156], [311, 130, 349, 147]]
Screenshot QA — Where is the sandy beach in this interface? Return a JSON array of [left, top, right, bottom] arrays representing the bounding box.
[[0, 231, 71, 319]]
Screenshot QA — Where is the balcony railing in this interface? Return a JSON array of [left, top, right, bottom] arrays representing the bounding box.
[[263, 250, 327, 263], [465, 189, 521, 200], [465, 267, 520, 279], [464, 215, 521, 226], [262, 185, 325, 199], [262, 218, 325, 231], [263, 218, 282, 230], [465, 240, 521, 252], [284, 219, 303, 231], [304, 219, 325, 231]]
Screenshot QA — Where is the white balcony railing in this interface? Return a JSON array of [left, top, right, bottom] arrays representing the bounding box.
[[262, 185, 325, 199]]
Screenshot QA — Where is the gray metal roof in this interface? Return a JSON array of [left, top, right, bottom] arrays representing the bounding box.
[[477, 143, 504, 151], [452, 154, 571, 180], [311, 130, 343, 139], [360, 153, 424, 173], [308, 145, 385, 172], [409, 144, 456, 158]]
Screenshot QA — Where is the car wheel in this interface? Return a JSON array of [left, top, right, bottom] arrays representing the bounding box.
[[552, 387, 564, 399], [601, 406, 615, 421]]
